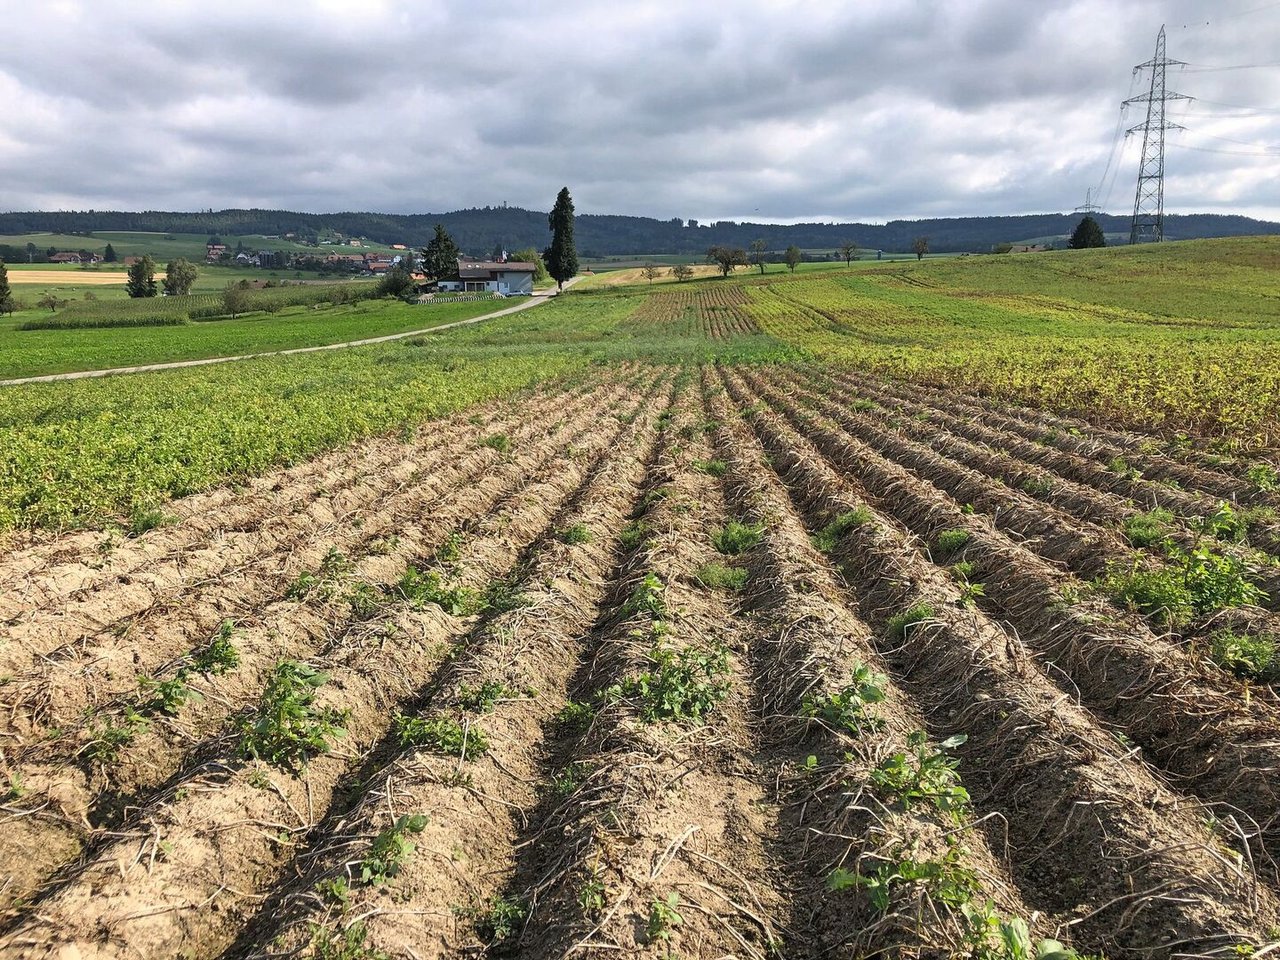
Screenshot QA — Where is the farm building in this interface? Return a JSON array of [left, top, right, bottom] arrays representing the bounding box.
[[436, 259, 535, 295]]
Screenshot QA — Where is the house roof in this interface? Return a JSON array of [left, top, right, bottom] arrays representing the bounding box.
[[456, 260, 535, 279]]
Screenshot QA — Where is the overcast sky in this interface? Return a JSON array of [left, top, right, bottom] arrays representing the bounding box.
[[2, 0, 1278, 223]]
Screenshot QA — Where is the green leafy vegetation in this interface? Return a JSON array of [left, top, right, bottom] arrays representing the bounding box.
[[393, 713, 489, 758], [1101, 547, 1265, 626], [238, 661, 348, 769], [1122, 508, 1175, 548], [646, 892, 683, 944], [621, 573, 667, 618], [308, 921, 390, 960], [359, 814, 429, 885], [694, 560, 749, 591], [934, 529, 971, 554], [871, 730, 971, 820], [811, 508, 872, 553], [692, 458, 727, 477], [557, 523, 593, 545], [397, 567, 485, 616], [608, 643, 731, 724], [711, 521, 764, 555], [1208, 629, 1278, 682], [886, 602, 935, 640], [801, 662, 887, 735]]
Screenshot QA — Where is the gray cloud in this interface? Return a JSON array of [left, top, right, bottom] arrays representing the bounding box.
[[0, 0, 1277, 222]]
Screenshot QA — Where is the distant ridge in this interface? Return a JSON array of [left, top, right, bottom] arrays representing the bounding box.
[[0, 208, 1275, 256]]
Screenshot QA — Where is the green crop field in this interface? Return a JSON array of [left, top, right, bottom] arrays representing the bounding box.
[[0, 230, 401, 262]]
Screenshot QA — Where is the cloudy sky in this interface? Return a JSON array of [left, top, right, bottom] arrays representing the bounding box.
[[2, 0, 1278, 223]]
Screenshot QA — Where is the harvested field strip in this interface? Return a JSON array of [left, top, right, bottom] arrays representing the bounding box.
[[702, 376, 1042, 956], [622, 287, 759, 341], [874, 372, 1275, 507], [504, 391, 788, 957], [725, 367, 1280, 888], [0, 377, 576, 622], [237, 374, 677, 960], [780, 367, 1132, 579], [0, 378, 652, 935], [0, 378, 657, 957], [0, 378, 628, 761], [0, 376, 610, 669], [717, 367, 1280, 954]]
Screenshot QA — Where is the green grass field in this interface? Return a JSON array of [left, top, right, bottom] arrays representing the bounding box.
[[2, 235, 1278, 532], [0, 230, 400, 263]]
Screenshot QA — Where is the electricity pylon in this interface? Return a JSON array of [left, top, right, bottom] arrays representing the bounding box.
[[1126, 25, 1191, 243]]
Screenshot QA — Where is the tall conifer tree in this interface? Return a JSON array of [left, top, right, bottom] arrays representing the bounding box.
[[546, 187, 579, 291]]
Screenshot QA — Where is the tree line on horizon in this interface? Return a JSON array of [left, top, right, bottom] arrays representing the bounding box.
[[0, 209, 1275, 259]]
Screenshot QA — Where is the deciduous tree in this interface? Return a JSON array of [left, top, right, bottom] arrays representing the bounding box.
[[512, 247, 549, 284], [0, 259, 14, 315], [421, 224, 461, 282], [750, 239, 767, 274], [706, 245, 747, 277], [162, 258, 198, 296], [640, 263, 662, 284], [36, 293, 69, 312], [913, 237, 930, 260], [126, 255, 158, 298], [839, 241, 858, 265], [546, 187, 579, 290], [222, 281, 252, 317], [785, 245, 803, 272], [25, 242, 36, 263], [671, 263, 694, 282], [1068, 216, 1106, 249]]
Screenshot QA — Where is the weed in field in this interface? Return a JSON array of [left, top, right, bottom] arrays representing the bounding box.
[[359, 814, 429, 885], [935, 529, 971, 554], [578, 872, 606, 916], [886, 603, 935, 640], [457, 680, 513, 713], [368, 534, 400, 555], [1108, 457, 1142, 481], [239, 661, 348, 769], [344, 582, 380, 620], [693, 458, 727, 477], [851, 398, 879, 413], [621, 573, 666, 617], [802, 662, 887, 735], [872, 730, 971, 820], [812, 508, 873, 553], [308, 921, 389, 960], [393, 713, 488, 758], [1247, 463, 1279, 491], [642, 486, 672, 509], [138, 674, 203, 716], [1122, 509, 1175, 548], [608, 642, 730, 723], [551, 761, 594, 797], [647, 892, 683, 943], [1021, 476, 1053, 497], [556, 699, 594, 732], [619, 519, 652, 550], [434, 531, 466, 567], [712, 521, 764, 555], [951, 561, 976, 581], [469, 894, 527, 945], [483, 577, 529, 614], [482, 433, 511, 453], [828, 845, 978, 913], [957, 581, 986, 609], [557, 523, 593, 545], [1102, 548, 1265, 626], [286, 570, 322, 601], [398, 567, 485, 616], [321, 547, 352, 578], [694, 560, 749, 591], [4, 773, 25, 803], [315, 877, 351, 906], [83, 704, 150, 765], [193, 620, 240, 674], [128, 504, 172, 537], [1209, 629, 1278, 682]]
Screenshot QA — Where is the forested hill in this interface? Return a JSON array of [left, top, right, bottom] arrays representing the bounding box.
[[0, 208, 1275, 255]]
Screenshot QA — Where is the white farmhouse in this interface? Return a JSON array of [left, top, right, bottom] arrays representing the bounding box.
[[436, 259, 535, 295]]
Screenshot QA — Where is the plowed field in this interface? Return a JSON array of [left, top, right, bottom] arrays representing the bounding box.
[[4, 357, 1280, 959]]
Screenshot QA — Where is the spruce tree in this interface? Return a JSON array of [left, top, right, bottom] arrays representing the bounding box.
[[103, 243, 118, 263], [421, 224, 461, 282], [546, 187, 579, 290], [126, 255, 158, 298], [1069, 216, 1106, 249], [0, 259, 15, 315]]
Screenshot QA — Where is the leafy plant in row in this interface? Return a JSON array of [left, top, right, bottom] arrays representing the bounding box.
[[238, 660, 348, 770], [607, 642, 731, 724]]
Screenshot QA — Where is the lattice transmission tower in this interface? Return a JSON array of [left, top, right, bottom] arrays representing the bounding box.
[[1126, 25, 1191, 243]]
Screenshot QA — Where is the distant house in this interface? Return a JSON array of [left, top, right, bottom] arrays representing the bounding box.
[[436, 259, 535, 295], [49, 252, 88, 264], [206, 243, 228, 263]]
